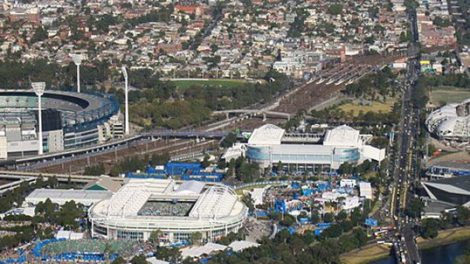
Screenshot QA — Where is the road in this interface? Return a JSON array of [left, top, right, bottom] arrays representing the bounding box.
[[389, 8, 422, 264]]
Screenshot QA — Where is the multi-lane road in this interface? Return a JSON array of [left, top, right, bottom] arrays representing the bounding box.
[[388, 9, 423, 264]]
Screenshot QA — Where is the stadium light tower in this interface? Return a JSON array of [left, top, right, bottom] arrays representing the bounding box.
[[121, 66, 129, 135], [32, 82, 45, 155], [70, 54, 83, 93]]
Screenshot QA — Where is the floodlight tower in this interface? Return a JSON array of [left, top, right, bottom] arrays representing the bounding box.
[[32, 82, 45, 155], [70, 54, 83, 93], [121, 66, 129, 135]]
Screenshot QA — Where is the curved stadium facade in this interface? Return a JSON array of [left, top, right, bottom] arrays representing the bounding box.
[[0, 90, 120, 158], [89, 179, 247, 243], [426, 99, 470, 141]]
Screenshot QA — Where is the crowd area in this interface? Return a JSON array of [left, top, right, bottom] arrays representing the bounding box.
[[138, 201, 195, 217]]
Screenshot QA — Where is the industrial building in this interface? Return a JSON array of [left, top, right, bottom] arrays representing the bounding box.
[[243, 124, 385, 172], [88, 179, 247, 243], [426, 99, 470, 141], [0, 90, 121, 159]]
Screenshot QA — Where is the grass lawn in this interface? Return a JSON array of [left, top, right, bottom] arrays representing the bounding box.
[[340, 243, 392, 264], [338, 99, 396, 117], [429, 86, 470, 105], [235, 183, 272, 196], [417, 226, 470, 250], [171, 79, 249, 90]]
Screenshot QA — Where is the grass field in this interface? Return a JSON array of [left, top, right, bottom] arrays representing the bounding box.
[[417, 226, 470, 250], [429, 87, 470, 105], [340, 243, 392, 264], [171, 79, 249, 90], [338, 99, 396, 117]]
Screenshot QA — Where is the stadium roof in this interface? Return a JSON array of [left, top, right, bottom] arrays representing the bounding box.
[[323, 125, 362, 147], [92, 179, 242, 220], [423, 177, 470, 194], [83, 176, 122, 193], [248, 124, 285, 145], [176, 181, 205, 195]]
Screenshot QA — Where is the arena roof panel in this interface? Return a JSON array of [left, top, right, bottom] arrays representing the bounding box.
[[248, 124, 285, 145]]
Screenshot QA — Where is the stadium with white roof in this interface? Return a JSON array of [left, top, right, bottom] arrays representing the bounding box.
[[426, 99, 470, 141], [245, 124, 385, 172], [88, 179, 247, 243]]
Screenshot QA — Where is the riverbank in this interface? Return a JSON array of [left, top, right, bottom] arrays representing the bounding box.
[[340, 243, 392, 264], [340, 226, 470, 264], [417, 226, 470, 250]]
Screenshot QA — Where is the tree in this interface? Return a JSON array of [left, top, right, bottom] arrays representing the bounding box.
[[311, 210, 320, 224], [84, 164, 105, 175], [148, 230, 162, 245], [406, 198, 424, 218], [220, 132, 237, 148], [130, 255, 148, 264], [420, 219, 439, 239], [336, 210, 348, 222], [242, 194, 255, 214], [201, 154, 211, 168], [323, 212, 334, 223], [111, 257, 126, 264], [327, 4, 343, 15], [190, 232, 202, 245], [31, 26, 48, 43], [279, 214, 296, 227], [456, 206, 470, 226], [104, 242, 112, 262], [155, 246, 182, 262]]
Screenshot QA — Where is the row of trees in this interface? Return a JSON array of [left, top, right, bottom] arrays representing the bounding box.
[[0, 176, 59, 213], [106, 153, 170, 176], [225, 156, 261, 183], [208, 227, 368, 264], [310, 101, 401, 125], [126, 69, 291, 129], [35, 199, 84, 230], [343, 67, 397, 99], [0, 59, 110, 90], [420, 206, 470, 239], [421, 74, 470, 89]]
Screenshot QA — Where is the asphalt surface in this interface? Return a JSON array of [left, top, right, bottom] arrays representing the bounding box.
[[389, 9, 422, 264]]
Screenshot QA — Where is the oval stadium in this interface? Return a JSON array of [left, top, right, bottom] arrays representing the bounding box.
[[88, 179, 248, 243], [426, 99, 470, 141], [0, 90, 121, 159]]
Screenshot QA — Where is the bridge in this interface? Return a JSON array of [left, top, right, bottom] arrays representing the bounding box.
[[0, 170, 103, 184], [212, 109, 291, 121]]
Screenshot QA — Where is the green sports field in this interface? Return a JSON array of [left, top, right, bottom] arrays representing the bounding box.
[[429, 87, 470, 105]]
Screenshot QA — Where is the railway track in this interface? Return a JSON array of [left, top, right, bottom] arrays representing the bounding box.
[[25, 139, 217, 174]]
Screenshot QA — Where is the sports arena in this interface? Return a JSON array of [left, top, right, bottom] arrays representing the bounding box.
[[88, 179, 248, 243], [426, 99, 470, 141], [0, 90, 120, 159]]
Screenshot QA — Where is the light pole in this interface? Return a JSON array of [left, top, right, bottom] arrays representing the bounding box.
[[32, 82, 45, 155], [121, 66, 129, 135], [70, 54, 83, 93]]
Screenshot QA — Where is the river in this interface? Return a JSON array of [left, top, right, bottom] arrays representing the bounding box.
[[370, 240, 470, 264]]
